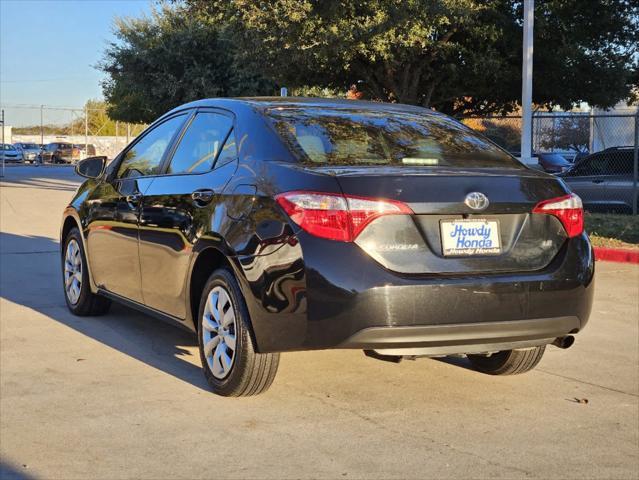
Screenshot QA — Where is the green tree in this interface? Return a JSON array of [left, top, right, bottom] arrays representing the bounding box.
[[99, 5, 275, 123], [184, 0, 638, 115]]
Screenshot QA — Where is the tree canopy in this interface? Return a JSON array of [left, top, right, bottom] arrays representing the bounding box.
[[99, 6, 274, 123], [101, 1, 639, 122]]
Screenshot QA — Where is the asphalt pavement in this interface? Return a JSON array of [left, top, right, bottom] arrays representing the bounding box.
[[1, 165, 638, 479]]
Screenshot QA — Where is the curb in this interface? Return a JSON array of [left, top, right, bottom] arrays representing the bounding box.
[[593, 247, 639, 264]]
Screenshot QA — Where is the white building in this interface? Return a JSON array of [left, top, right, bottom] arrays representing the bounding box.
[[591, 101, 637, 152]]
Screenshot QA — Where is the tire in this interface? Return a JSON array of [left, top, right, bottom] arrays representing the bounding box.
[[62, 228, 111, 316], [467, 346, 545, 375], [197, 268, 279, 396]]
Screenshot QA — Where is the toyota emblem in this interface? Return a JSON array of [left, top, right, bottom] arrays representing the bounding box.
[[464, 192, 490, 211]]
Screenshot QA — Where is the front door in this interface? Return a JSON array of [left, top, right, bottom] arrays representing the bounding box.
[[138, 110, 238, 318], [85, 113, 189, 302], [564, 154, 609, 209]]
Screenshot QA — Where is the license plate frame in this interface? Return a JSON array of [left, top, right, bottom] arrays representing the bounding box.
[[440, 218, 502, 257]]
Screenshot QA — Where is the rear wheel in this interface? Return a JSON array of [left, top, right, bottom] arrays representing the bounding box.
[[62, 228, 111, 316], [197, 268, 279, 396], [467, 346, 545, 375]]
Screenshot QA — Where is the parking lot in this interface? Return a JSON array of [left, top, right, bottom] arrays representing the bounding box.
[[1, 165, 638, 479]]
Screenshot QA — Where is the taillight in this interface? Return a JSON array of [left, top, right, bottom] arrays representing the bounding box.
[[275, 191, 413, 242], [533, 193, 584, 238]]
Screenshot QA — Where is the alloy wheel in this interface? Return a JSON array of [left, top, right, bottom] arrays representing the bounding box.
[[64, 239, 82, 305], [202, 286, 237, 379]]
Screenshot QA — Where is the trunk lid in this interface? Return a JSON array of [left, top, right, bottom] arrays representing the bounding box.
[[323, 166, 569, 275]]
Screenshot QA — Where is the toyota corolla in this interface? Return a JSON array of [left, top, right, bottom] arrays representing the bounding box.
[[60, 98, 594, 396]]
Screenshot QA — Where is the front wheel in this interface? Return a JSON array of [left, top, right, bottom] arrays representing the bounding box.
[[62, 228, 111, 316], [467, 346, 545, 375], [197, 268, 279, 396]]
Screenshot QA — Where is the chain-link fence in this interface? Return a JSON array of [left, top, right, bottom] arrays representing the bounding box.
[[0, 104, 146, 162], [463, 112, 639, 215]]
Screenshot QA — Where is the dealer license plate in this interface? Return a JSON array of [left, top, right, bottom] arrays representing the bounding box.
[[440, 219, 501, 256]]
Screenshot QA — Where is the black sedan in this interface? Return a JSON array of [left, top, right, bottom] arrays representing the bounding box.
[[60, 98, 594, 396]]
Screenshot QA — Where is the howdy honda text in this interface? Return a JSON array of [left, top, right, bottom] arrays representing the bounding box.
[[440, 219, 502, 256]]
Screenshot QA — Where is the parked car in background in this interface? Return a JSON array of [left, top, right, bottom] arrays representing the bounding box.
[[14, 142, 41, 163], [537, 153, 573, 174], [560, 146, 636, 213], [60, 97, 594, 397], [73, 143, 97, 158], [1, 144, 23, 163], [40, 142, 81, 164]]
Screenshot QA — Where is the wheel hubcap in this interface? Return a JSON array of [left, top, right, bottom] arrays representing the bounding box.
[[202, 286, 237, 379], [64, 239, 82, 305]]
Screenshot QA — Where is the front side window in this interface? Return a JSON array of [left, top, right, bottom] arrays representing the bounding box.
[[117, 114, 186, 178], [167, 112, 234, 175], [266, 107, 521, 169]]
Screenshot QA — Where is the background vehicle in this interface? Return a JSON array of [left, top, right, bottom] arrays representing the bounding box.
[[14, 142, 41, 163], [40, 142, 81, 164], [0, 144, 23, 163], [61, 98, 594, 397], [74, 143, 97, 158], [536, 152, 573, 173], [560, 146, 636, 213]]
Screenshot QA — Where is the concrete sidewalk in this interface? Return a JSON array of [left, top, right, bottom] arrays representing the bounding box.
[[1, 166, 638, 479]]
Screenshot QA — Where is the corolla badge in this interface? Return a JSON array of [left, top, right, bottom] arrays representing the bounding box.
[[464, 192, 490, 211]]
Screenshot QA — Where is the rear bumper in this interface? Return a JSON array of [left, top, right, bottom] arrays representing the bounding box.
[[342, 316, 579, 356], [242, 232, 595, 353]]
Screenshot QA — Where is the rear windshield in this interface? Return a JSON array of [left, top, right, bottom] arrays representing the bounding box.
[[266, 107, 521, 168]]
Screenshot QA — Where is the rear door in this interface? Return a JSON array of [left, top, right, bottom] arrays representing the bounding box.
[[85, 113, 188, 302], [138, 109, 238, 318], [603, 151, 634, 211]]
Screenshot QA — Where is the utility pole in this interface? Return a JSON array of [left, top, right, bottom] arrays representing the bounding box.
[[40, 105, 44, 146], [1, 109, 5, 178], [84, 105, 89, 157], [520, 0, 534, 164], [633, 110, 638, 216]]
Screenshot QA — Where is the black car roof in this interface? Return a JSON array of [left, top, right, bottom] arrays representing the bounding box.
[[166, 96, 443, 117]]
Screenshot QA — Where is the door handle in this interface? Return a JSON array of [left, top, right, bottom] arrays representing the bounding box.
[[126, 193, 142, 204], [192, 189, 215, 206], [592, 179, 604, 184]]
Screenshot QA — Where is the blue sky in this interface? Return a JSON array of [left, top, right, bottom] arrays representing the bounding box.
[[1, 0, 151, 126]]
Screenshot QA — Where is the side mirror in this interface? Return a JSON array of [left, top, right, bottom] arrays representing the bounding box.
[[75, 156, 107, 179]]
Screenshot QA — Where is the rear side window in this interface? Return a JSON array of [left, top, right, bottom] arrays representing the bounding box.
[[167, 112, 233, 174], [570, 152, 632, 176], [266, 107, 521, 168], [118, 114, 186, 178], [608, 152, 633, 175]]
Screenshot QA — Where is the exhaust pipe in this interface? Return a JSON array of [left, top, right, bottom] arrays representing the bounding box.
[[552, 335, 575, 349]]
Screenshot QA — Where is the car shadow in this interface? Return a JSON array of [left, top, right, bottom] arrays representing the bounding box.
[[0, 460, 36, 480], [0, 166, 81, 192], [0, 231, 210, 392], [434, 355, 476, 371]]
